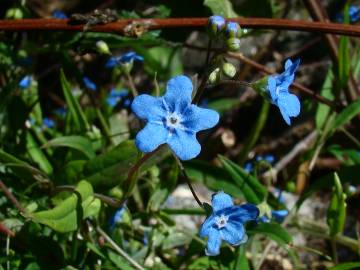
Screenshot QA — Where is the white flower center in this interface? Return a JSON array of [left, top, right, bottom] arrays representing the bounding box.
[[215, 214, 229, 229], [166, 112, 182, 129]]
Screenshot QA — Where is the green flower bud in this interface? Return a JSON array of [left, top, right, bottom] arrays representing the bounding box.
[[226, 37, 241, 51], [252, 76, 271, 100], [96, 40, 111, 55], [257, 201, 272, 218], [5, 8, 23, 19], [222, 62, 237, 78], [208, 67, 221, 84]]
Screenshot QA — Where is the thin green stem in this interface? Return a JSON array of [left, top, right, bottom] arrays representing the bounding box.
[[96, 226, 145, 270], [125, 72, 139, 97], [238, 99, 270, 164]]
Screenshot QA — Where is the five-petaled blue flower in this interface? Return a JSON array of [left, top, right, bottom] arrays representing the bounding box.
[[200, 192, 259, 256], [267, 59, 301, 125], [19, 75, 32, 89], [83, 76, 97, 91], [131, 75, 219, 160], [105, 51, 144, 68]]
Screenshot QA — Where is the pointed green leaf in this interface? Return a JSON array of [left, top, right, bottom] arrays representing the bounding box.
[[328, 262, 360, 270], [248, 222, 292, 245], [43, 135, 96, 159], [331, 97, 360, 130], [60, 69, 90, 132], [218, 155, 267, 204]]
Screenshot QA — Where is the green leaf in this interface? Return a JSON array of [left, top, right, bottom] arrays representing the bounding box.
[[338, 36, 350, 89], [331, 97, 360, 130], [0, 149, 39, 181], [328, 262, 360, 270], [327, 173, 346, 236], [26, 132, 53, 175], [29, 180, 101, 233], [315, 69, 334, 130], [60, 69, 90, 132], [248, 222, 292, 245], [185, 160, 245, 198], [43, 135, 96, 159], [233, 245, 249, 270], [204, 0, 238, 18], [297, 165, 360, 208], [207, 98, 240, 115], [218, 155, 267, 204]]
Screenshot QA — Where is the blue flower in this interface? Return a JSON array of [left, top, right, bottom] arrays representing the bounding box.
[[83, 77, 97, 91], [131, 75, 219, 160], [19, 75, 32, 89], [43, 117, 55, 129], [199, 192, 259, 256], [109, 206, 126, 229], [208, 15, 226, 36], [105, 51, 144, 68], [52, 10, 68, 19], [106, 88, 129, 107], [267, 59, 301, 125], [225, 22, 241, 38], [244, 162, 253, 173], [256, 154, 275, 164], [336, 5, 360, 23], [271, 209, 288, 223]]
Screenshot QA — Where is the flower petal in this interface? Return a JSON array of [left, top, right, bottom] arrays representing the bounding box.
[[285, 58, 300, 75], [131, 94, 166, 122], [163, 75, 193, 113], [166, 129, 201, 160], [205, 228, 222, 256], [211, 192, 234, 212], [135, 123, 168, 153], [278, 104, 291, 125], [279, 93, 301, 117], [267, 76, 277, 102], [227, 204, 259, 223], [220, 222, 246, 246], [199, 214, 216, 237], [182, 105, 219, 132]]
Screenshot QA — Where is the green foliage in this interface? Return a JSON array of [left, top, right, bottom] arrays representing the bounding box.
[[204, 0, 238, 18]]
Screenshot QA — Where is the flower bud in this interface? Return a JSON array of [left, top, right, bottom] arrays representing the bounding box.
[[257, 201, 272, 218], [225, 22, 241, 38], [226, 37, 241, 51], [222, 63, 236, 78], [208, 15, 226, 36], [5, 8, 23, 19], [96, 40, 111, 55], [208, 67, 221, 84]]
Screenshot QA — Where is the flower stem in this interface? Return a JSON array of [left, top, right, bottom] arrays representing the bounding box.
[[125, 72, 138, 97], [173, 155, 203, 208]]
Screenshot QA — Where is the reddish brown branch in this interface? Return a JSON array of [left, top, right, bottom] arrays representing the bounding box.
[[1, 18, 360, 37], [0, 180, 25, 213]]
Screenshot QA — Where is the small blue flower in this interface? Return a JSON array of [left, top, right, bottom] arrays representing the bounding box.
[[244, 162, 253, 173], [109, 206, 126, 229], [83, 77, 97, 91], [200, 192, 259, 256], [19, 75, 32, 89], [267, 59, 301, 125], [273, 188, 285, 204], [43, 117, 55, 129], [208, 15, 226, 36], [52, 10, 68, 19], [131, 75, 219, 160], [336, 5, 360, 23], [225, 22, 241, 38], [106, 88, 129, 107], [271, 210, 288, 223], [105, 51, 144, 68]]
